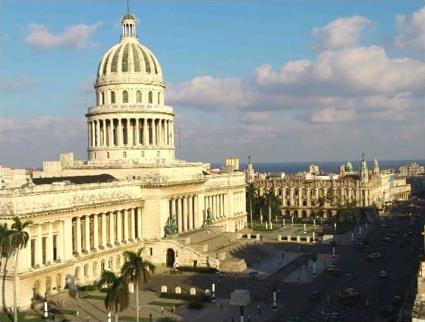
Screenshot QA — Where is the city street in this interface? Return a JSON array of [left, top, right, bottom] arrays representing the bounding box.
[[143, 200, 424, 322]]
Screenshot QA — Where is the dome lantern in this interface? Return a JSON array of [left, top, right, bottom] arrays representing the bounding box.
[[121, 13, 137, 39]]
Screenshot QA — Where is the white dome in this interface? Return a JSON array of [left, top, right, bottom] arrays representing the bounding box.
[[95, 14, 164, 89], [96, 41, 164, 87]]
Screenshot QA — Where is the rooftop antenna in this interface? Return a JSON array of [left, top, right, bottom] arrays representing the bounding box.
[[126, 0, 130, 15]]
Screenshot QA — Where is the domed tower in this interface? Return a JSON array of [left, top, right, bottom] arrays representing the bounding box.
[[372, 157, 380, 175], [360, 153, 369, 183], [86, 13, 175, 162]]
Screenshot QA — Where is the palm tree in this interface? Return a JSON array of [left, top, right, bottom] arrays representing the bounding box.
[[10, 217, 32, 322], [104, 276, 129, 322], [97, 270, 118, 290], [0, 224, 12, 312], [121, 248, 155, 322], [246, 183, 257, 229], [264, 185, 281, 229]]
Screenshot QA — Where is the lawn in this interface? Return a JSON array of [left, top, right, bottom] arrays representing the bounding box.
[[148, 301, 181, 307]]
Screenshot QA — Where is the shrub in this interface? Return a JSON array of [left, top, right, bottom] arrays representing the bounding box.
[[177, 266, 217, 274], [188, 300, 204, 310], [159, 292, 210, 303]]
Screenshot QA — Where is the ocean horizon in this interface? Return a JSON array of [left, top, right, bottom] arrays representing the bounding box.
[[212, 159, 425, 175]]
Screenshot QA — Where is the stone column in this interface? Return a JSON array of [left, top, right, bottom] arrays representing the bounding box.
[[143, 119, 148, 146], [101, 213, 107, 248], [136, 207, 142, 239], [135, 118, 140, 146], [62, 218, 72, 261], [177, 198, 182, 233], [84, 215, 90, 252], [102, 119, 107, 147], [127, 118, 132, 146], [123, 209, 129, 242], [151, 119, 156, 146], [109, 212, 115, 246], [95, 120, 100, 147], [182, 197, 187, 232], [56, 220, 64, 262], [188, 196, 193, 230], [117, 210, 123, 244], [75, 217, 82, 255], [88, 122, 92, 147], [35, 224, 43, 266], [93, 213, 99, 250], [46, 222, 53, 264], [170, 121, 174, 146], [130, 208, 136, 241], [118, 119, 123, 146], [109, 119, 114, 146]]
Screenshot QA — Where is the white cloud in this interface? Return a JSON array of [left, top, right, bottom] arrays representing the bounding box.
[[167, 45, 425, 115], [311, 107, 355, 123], [25, 22, 102, 50], [0, 75, 37, 92], [395, 6, 425, 52], [167, 76, 250, 110], [312, 16, 372, 50]]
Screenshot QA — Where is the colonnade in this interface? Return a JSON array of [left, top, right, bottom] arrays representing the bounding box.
[[169, 196, 198, 233], [232, 192, 244, 216], [88, 118, 174, 148], [278, 187, 361, 207], [72, 207, 143, 256], [204, 193, 226, 220]]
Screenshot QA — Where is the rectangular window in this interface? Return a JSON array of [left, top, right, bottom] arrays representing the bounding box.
[[42, 237, 47, 265], [149, 247, 153, 256], [31, 239, 36, 268], [53, 235, 57, 261]]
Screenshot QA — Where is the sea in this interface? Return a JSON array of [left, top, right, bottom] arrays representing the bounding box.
[[212, 160, 425, 175]]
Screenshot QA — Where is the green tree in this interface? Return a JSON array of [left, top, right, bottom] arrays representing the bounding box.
[[97, 270, 118, 290], [246, 183, 257, 229], [10, 217, 32, 322], [104, 276, 129, 322], [263, 185, 281, 228], [121, 248, 155, 322], [0, 224, 12, 313]]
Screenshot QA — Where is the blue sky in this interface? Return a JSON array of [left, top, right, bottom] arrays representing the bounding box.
[[1, 0, 424, 167]]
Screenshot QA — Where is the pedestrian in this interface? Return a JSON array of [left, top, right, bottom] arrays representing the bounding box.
[[86, 317, 90, 322], [161, 306, 164, 314], [247, 314, 251, 322], [257, 304, 262, 315], [149, 313, 153, 321], [76, 310, 79, 318], [172, 304, 176, 314]]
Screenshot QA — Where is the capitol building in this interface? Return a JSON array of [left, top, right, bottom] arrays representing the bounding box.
[[0, 13, 247, 308]]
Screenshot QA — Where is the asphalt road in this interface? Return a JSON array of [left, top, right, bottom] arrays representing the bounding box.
[[145, 200, 424, 322]]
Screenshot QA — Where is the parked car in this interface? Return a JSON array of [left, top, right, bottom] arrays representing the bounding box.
[[326, 265, 341, 275], [366, 252, 382, 261], [378, 270, 388, 278]]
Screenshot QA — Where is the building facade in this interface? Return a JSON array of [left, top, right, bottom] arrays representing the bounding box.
[[253, 157, 411, 218], [0, 13, 246, 309]]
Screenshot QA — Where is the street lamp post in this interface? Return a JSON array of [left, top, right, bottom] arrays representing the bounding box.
[[211, 283, 216, 303], [332, 246, 336, 259], [333, 222, 337, 233], [239, 305, 245, 322], [43, 292, 48, 320], [304, 223, 306, 234], [272, 288, 278, 311], [351, 232, 354, 242], [312, 231, 316, 242]]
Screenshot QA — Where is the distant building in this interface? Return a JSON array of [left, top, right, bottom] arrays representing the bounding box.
[[399, 162, 425, 177], [254, 155, 411, 218]]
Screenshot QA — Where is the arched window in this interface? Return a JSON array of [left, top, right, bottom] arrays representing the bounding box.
[[148, 91, 153, 104], [111, 91, 116, 104], [157, 92, 161, 104], [122, 90, 128, 103], [136, 90, 142, 103]]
